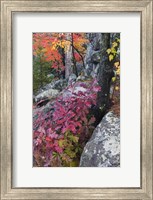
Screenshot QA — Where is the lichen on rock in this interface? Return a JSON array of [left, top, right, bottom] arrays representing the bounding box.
[[79, 111, 120, 167]]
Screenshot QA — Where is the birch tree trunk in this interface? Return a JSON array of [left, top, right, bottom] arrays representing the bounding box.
[[65, 33, 73, 79]]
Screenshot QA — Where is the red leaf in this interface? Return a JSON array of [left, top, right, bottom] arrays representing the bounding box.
[[85, 101, 92, 107], [46, 136, 51, 142], [55, 146, 63, 153]]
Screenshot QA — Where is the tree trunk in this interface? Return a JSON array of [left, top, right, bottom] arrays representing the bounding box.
[[97, 33, 114, 113], [71, 33, 78, 77], [65, 33, 73, 79], [58, 46, 65, 78]]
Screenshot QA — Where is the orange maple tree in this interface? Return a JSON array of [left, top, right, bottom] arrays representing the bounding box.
[[33, 33, 89, 74]]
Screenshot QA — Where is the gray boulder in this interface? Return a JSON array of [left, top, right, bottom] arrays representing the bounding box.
[[52, 79, 67, 91], [79, 112, 120, 167], [41, 79, 67, 92], [35, 88, 59, 102]]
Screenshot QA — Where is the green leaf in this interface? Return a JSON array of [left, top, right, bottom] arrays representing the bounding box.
[[64, 149, 76, 158], [70, 161, 79, 167], [58, 140, 65, 148], [52, 151, 58, 158], [116, 38, 120, 43], [68, 135, 79, 143]]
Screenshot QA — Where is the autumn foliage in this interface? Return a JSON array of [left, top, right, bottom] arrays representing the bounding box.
[[33, 33, 120, 167], [33, 79, 101, 167], [33, 33, 88, 72]]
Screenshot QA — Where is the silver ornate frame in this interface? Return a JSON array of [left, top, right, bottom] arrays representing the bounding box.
[[0, 0, 152, 199]]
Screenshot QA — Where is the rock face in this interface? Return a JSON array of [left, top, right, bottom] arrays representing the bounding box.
[[35, 88, 59, 103], [34, 79, 67, 102], [36, 79, 67, 93], [79, 112, 120, 167], [84, 34, 102, 78]]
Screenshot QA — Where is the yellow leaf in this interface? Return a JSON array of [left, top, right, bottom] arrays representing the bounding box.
[[114, 62, 120, 68], [112, 77, 116, 82], [116, 68, 120, 75], [51, 45, 56, 50], [106, 48, 111, 54], [111, 48, 117, 55], [112, 42, 118, 48], [109, 54, 114, 61], [115, 86, 119, 91]]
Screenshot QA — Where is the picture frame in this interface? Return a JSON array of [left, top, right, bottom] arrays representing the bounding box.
[[0, 0, 152, 199]]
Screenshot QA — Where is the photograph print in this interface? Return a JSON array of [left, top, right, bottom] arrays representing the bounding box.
[[33, 33, 120, 167]]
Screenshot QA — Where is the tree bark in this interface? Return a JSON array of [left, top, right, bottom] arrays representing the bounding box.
[[97, 33, 114, 113], [65, 33, 73, 79], [71, 33, 78, 77]]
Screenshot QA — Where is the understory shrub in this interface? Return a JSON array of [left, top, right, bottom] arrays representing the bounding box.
[[33, 78, 101, 167]]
